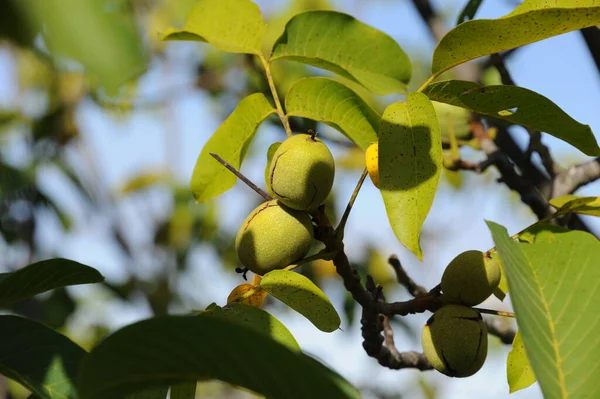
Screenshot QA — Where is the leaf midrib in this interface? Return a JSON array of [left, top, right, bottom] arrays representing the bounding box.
[[523, 249, 568, 398]]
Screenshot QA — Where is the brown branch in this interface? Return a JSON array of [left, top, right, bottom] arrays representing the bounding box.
[[361, 276, 433, 371], [580, 27, 600, 74], [485, 319, 516, 345], [551, 158, 600, 199], [387, 255, 428, 297]]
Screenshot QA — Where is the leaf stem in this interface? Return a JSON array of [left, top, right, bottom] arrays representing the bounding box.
[[336, 168, 368, 239], [258, 54, 292, 137], [209, 153, 272, 201], [416, 73, 438, 93]]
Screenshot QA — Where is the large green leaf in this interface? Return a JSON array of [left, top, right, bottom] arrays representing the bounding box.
[[432, 1, 600, 76], [201, 302, 300, 351], [423, 80, 600, 156], [285, 77, 379, 150], [549, 195, 600, 217], [0, 258, 104, 307], [379, 93, 442, 260], [507, 331, 537, 393], [170, 382, 195, 399], [259, 270, 341, 332], [162, 0, 265, 55], [0, 315, 86, 399], [77, 316, 360, 399], [18, 0, 147, 93], [271, 11, 411, 95], [190, 93, 276, 202], [488, 222, 600, 399]]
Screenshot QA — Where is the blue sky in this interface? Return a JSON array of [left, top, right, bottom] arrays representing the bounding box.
[[1, 0, 599, 398]]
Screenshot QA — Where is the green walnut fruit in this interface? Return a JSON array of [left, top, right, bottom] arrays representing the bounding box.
[[268, 133, 335, 210], [422, 305, 488, 378], [235, 200, 313, 275], [441, 250, 501, 306]]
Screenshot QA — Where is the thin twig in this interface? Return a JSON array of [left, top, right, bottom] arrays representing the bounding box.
[[210, 153, 272, 201], [475, 308, 516, 318], [258, 53, 292, 137], [387, 255, 428, 297], [336, 168, 368, 239]]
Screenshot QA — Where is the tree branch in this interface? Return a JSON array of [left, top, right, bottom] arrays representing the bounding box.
[[387, 255, 428, 297], [485, 319, 516, 345]]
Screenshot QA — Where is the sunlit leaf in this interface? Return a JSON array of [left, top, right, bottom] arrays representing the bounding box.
[[285, 77, 379, 150], [163, 0, 265, 55], [488, 222, 600, 399], [423, 80, 600, 156], [20, 0, 148, 93], [379, 93, 442, 260], [507, 331, 537, 393], [0, 258, 104, 307], [0, 315, 86, 399], [260, 270, 341, 332], [202, 303, 300, 351], [550, 195, 600, 217], [190, 93, 276, 202], [78, 316, 360, 399], [433, 1, 600, 76], [271, 11, 411, 95]]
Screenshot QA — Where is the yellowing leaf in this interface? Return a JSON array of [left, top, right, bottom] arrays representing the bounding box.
[[162, 0, 265, 55], [433, 1, 600, 76], [488, 222, 600, 399], [271, 11, 411, 95], [260, 270, 340, 332], [379, 93, 442, 260], [190, 93, 276, 202], [423, 80, 600, 156], [226, 283, 267, 308], [507, 331, 537, 393], [550, 195, 600, 217], [285, 77, 380, 150]]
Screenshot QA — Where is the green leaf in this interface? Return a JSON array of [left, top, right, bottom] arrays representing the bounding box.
[[190, 93, 276, 202], [259, 270, 341, 332], [19, 0, 148, 93], [162, 0, 265, 55], [0, 258, 104, 307], [379, 93, 442, 260], [77, 316, 360, 399], [518, 223, 571, 244], [507, 331, 537, 393], [201, 302, 300, 351], [265, 142, 281, 196], [488, 222, 600, 399], [0, 315, 86, 399], [491, 252, 508, 301], [432, 1, 600, 76], [170, 382, 196, 399], [456, 0, 484, 25], [423, 80, 600, 156], [271, 11, 411, 95], [285, 77, 380, 150], [120, 171, 172, 195], [128, 387, 169, 399], [550, 195, 600, 217]]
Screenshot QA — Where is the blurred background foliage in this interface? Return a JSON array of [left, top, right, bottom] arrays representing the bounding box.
[[2, 0, 592, 398]]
